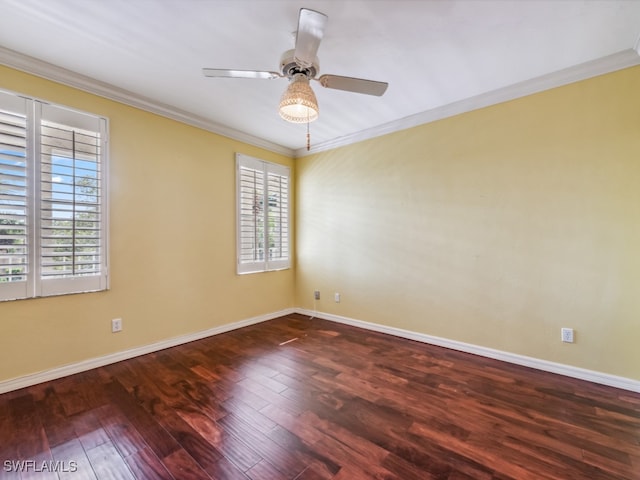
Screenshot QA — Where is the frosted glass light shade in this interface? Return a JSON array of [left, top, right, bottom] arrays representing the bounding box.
[[278, 74, 319, 123]]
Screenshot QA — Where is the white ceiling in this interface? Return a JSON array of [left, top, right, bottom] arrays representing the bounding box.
[[1, 0, 639, 156]]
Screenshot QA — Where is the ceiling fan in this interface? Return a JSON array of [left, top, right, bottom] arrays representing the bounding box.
[[202, 8, 388, 134]]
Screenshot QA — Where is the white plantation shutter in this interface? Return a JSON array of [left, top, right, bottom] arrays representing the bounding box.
[[238, 158, 265, 267], [0, 89, 108, 301], [39, 103, 107, 296], [266, 167, 289, 264], [0, 93, 29, 300], [236, 154, 290, 274]]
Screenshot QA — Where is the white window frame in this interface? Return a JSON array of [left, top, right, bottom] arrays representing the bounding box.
[[236, 153, 290, 274], [0, 89, 109, 301]]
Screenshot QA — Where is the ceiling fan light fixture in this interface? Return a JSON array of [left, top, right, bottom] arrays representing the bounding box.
[[278, 74, 319, 123]]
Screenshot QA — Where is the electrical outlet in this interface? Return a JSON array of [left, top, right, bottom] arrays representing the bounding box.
[[314, 290, 320, 300], [561, 327, 574, 343], [334, 292, 340, 303], [112, 318, 123, 333]]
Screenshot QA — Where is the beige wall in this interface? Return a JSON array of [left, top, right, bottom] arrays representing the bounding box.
[[0, 65, 295, 382], [296, 66, 640, 381]]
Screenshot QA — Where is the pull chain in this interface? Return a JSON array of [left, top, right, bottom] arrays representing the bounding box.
[[306, 108, 311, 151]]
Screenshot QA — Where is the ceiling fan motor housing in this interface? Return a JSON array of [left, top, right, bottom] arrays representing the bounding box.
[[280, 49, 318, 79]]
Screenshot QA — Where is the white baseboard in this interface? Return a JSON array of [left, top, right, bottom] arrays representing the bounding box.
[[0, 308, 295, 394], [296, 308, 640, 393], [3, 307, 638, 395]]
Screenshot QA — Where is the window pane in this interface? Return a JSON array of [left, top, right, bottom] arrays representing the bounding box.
[[236, 154, 290, 274], [238, 166, 265, 264], [40, 120, 102, 279], [267, 172, 289, 262], [0, 108, 28, 283]]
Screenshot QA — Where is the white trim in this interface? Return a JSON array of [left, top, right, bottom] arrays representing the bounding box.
[[2, 47, 639, 160], [0, 46, 293, 158], [294, 49, 640, 157], [2, 306, 638, 394], [0, 308, 295, 394], [295, 308, 640, 393]]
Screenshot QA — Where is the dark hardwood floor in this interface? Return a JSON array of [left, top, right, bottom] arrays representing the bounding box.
[[0, 313, 638, 479]]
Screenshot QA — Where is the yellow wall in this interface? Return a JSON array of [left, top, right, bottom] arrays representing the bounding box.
[[296, 66, 640, 381], [2, 63, 639, 386], [0, 65, 295, 382]]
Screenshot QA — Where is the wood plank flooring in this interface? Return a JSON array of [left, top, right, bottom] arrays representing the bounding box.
[[0, 313, 638, 479]]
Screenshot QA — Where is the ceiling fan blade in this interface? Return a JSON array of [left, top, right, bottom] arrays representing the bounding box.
[[294, 8, 327, 68], [202, 69, 281, 80], [317, 75, 389, 96]]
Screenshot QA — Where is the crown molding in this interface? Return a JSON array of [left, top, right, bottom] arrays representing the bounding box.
[[294, 49, 640, 158], [0, 46, 294, 158], [2, 46, 638, 160]]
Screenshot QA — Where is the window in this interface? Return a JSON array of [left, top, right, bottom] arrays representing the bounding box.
[[0, 90, 108, 301], [236, 154, 290, 274]]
